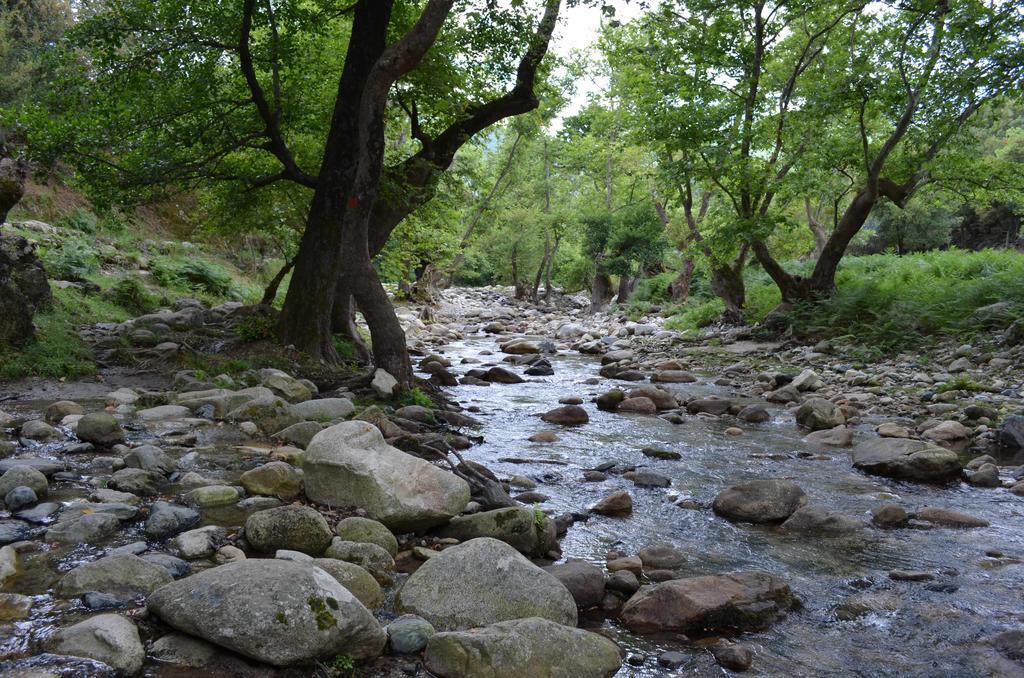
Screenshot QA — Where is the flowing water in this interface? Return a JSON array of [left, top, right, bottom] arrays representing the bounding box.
[[2, 333, 1022, 676], [437, 336, 1024, 677]]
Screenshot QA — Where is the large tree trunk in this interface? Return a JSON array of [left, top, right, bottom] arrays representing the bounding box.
[[668, 258, 695, 301], [710, 264, 745, 323], [278, 206, 345, 361], [278, 0, 393, 362], [589, 261, 613, 313], [615, 274, 634, 305]]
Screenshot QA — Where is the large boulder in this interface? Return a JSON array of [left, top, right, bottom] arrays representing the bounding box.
[[795, 398, 845, 431], [75, 413, 125, 448], [147, 559, 385, 666], [226, 396, 301, 435], [244, 505, 333, 555], [437, 507, 558, 558], [424, 617, 622, 678], [334, 516, 398, 557], [396, 538, 577, 631], [0, 465, 48, 498], [303, 421, 470, 532], [851, 438, 962, 481], [259, 368, 312, 403], [621, 571, 795, 634], [46, 613, 144, 674], [239, 461, 303, 500], [291, 398, 355, 422], [543, 559, 606, 609], [57, 554, 173, 598], [0, 233, 51, 348], [312, 558, 384, 610], [780, 505, 863, 535], [540, 405, 589, 426], [712, 479, 807, 524]]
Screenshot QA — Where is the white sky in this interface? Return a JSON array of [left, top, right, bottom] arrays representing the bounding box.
[[550, 1, 647, 122]]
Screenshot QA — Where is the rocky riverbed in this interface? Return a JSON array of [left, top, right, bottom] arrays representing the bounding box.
[[1, 286, 1024, 676]]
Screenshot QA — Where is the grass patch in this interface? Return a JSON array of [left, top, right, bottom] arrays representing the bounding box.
[[0, 287, 117, 380], [664, 249, 1024, 353]]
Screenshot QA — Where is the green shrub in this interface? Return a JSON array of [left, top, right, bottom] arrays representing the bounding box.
[[773, 249, 1024, 351], [153, 258, 236, 298], [631, 271, 676, 304], [235, 314, 276, 342], [936, 375, 986, 393], [41, 240, 99, 281], [398, 386, 434, 408], [108, 276, 158, 314], [665, 297, 725, 332], [56, 207, 98, 234]]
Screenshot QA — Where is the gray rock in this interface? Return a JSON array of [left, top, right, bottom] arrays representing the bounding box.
[[45, 512, 121, 543], [780, 505, 862, 535], [713, 479, 807, 524], [124, 445, 175, 475], [424, 617, 621, 678], [145, 501, 200, 539], [312, 558, 384, 610], [396, 537, 577, 631], [738, 405, 770, 423], [0, 465, 48, 498], [239, 461, 303, 500], [245, 505, 333, 555], [108, 467, 165, 496], [273, 421, 325, 448], [621, 571, 794, 634], [47, 613, 144, 674], [147, 559, 385, 666], [371, 368, 399, 398], [851, 438, 961, 481], [303, 421, 470, 532], [76, 413, 125, 447], [795, 398, 845, 431], [334, 516, 398, 557], [324, 538, 395, 584], [141, 552, 191, 578], [260, 368, 312, 403], [437, 507, 557, 557], [291, 398, 355, 422], [20, 419, 61, 441], [226, 396, 301, 435], [44, 400, 83, 423], [4, 485, 37, 511], [387, 614, 435, 655], [540, 405, 589, 426], [543, 559, 606, 609], [58, 554, 173, 598]]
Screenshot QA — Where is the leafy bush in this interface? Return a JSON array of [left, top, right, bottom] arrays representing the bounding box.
[[153, 258, 236, 297], [777, 249, 1024, 352], [398, 386, 434, 408], [631, 271, 676, 304], [108, 276, 159, 314], [42, 240, 99, 281], [56, 207, 98, 234], [665, 297, 725, 332], [235, 314, 276, 342]]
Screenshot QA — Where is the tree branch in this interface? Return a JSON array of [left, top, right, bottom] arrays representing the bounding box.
[[239, 0, 316, 188]]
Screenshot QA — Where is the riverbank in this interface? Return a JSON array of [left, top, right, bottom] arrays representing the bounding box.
[[0, 286, 1022, 676]]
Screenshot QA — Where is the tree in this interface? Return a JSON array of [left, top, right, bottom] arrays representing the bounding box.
[[42, 0, 563, 388], [747, 0, 1024, 302]]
